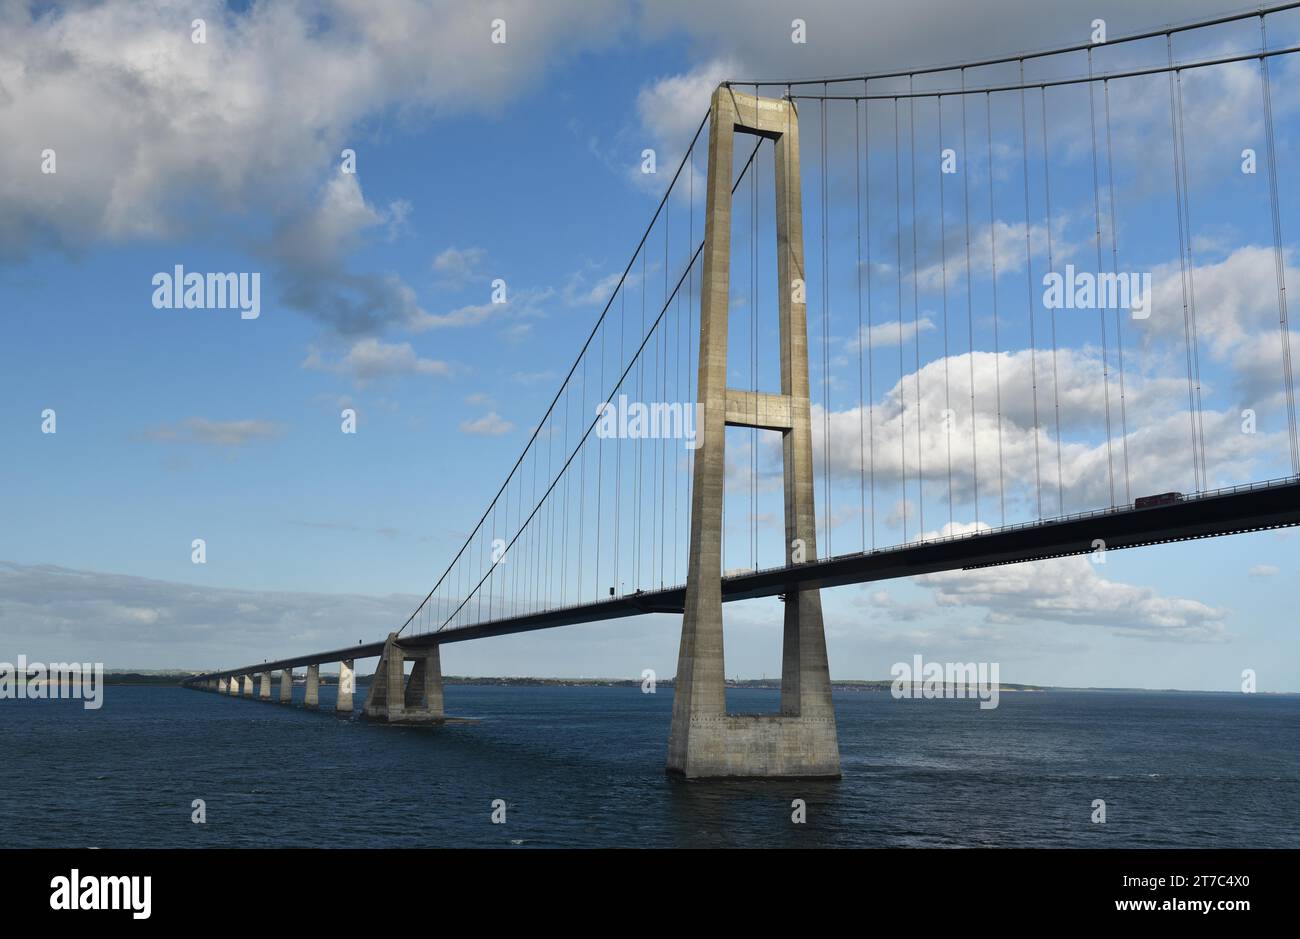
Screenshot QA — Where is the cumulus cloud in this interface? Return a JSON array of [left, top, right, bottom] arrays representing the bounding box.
[[912, 220, 1063, 294], [1139, 246, 1300, 402], [0, 0, 627, 260], [459, 411, 515, 436], [911, 521, 1229, 641], [302, 337, 451, 385], [417, 285, 553, 331], [144, 417, 284, 447], [631, 57, 737, 194], [267, 174, 432, 335], [563, 268, 631, 308], [0, 0, 626, 348], [432, 246, 487, 288], [810, 339, 1285, 517], [844, 316, 934, 352]]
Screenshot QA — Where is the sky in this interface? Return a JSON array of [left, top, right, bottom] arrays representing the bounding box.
[[2, 0, 1299, 692]]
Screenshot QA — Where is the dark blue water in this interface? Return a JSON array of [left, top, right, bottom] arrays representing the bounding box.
[[2, 685, 1297, 847]]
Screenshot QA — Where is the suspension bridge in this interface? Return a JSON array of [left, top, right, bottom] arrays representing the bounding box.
[[186, 4, 1300, 778]]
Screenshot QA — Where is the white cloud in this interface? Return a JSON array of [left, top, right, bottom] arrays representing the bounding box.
[[268, 174, 430, 335], [845, 316, 934, 352], [433, 246, 487, 287], [303, 337, 451, 385], [459, 411, 515, 436], [144, 417, 284, 447], [417, 286, 553, 331], [812, 337, 1286, 514], [636, 57, 737, 157], [1141, 246, 1300, 383], [912, 219, 1062, 293], [0, 0, 628, 260], [563, 269, 628, 307], [913, 522, 1229, 641]]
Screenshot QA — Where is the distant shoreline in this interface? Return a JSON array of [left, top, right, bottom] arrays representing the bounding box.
[[86, 672, 1299, 695]]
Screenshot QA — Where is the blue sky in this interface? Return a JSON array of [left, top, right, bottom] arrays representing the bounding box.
[[2, 0, 1299, 692]]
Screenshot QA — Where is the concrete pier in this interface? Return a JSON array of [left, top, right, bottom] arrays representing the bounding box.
[[362, 634, 444, 722], [279, 668, 293, 704], [218, 677, 228, 694], [242, 674, 254, 697], [405, 647, 444, 718], [305, 664, 319, 709], [336, 660, 354, 714], [666, 88, 840, 779], [258, 672, 271, 700]]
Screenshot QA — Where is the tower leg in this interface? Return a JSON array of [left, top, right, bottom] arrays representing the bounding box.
[[404, 646, 445, 720]]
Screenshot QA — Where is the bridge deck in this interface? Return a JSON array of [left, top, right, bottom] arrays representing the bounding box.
[[190, 476, 1300, 680]]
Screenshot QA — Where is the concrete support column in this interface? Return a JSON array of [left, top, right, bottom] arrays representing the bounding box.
[[279, 668, 293, 704], [362, 634, 446, 722], [305, 664, 320, 709], [665, 88, 839, 779], [336, 660, 354, 714], [362, 633, 405, 721], [218, 677, 228, 694], [258, 672, 271, 700], [242, 674, 253, 697], [405, 646, 445, 719], [229, 676, 240, 696]]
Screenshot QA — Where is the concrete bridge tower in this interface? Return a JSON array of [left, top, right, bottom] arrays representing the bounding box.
[[667, 87, 840, 778]]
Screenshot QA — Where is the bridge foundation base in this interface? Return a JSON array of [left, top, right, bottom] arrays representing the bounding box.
[[666, 714, 840, 779], [362, 634, 445, 723], [666, 587, 841, 779]]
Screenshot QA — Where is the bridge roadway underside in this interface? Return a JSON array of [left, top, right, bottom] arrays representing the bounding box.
[[192, 479, 1300, 681]]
